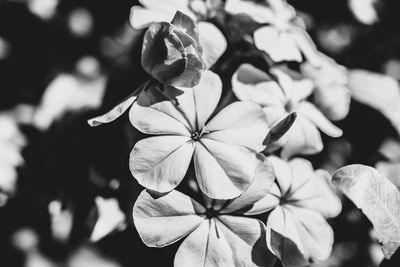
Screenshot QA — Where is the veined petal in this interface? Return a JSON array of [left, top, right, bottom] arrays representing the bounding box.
[[222, 155, 275, 215], [254, 27, 302, 63], [194, 139, 258, 199], [217, 216, 277, 267], [176, 219, 233, 266], [267, 206, 334, 267], [298, 102, 343, 138], [130, 136, 195, 192], [204, 102, 269, 151], [88, 95, 136, 127], [198, 22, 227, 67], [175, 217, 276, 267], [130, 85, 193, 134], [133, 189, 205, 247], [192, 70, 222, 130], [281, 116, 323, 159]]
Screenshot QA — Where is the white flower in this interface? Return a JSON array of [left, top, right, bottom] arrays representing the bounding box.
[[225, 0, 320, 65], [133, 157, 277, 267], [232, 64, 342, 158], [260, 156, 342, 267]]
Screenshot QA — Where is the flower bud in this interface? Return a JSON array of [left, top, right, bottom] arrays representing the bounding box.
[[141, 11, 206, 88]]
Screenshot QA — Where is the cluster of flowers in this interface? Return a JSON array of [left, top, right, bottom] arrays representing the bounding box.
[[89, 0, 347, 266]]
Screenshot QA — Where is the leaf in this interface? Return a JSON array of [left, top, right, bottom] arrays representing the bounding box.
[[348, 70, 400, 134], [332, 164, 400, 259]]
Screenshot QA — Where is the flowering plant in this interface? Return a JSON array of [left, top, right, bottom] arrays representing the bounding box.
[[3, 0, 400, 266]]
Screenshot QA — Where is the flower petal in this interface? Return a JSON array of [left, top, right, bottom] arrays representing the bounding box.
[[194, 139, 258, 199], [267, 206, 334, 267], [175, 217, 276, 267], [290, 28, 322, 67], [88, 95, 136, 127], [281, 115, 323, 159], [298, 102, 343, 138], [129, 85, 193, 135], [232, 64, 286, 107], [198, 22, 227, 67], [254, 27, 302, 63], [130, 136, 195, 192], [218, 216, 277, 267], [225, 0, 275, 24], [204, 102, 269, 151], [192, 70, 222, 130], [288, 159, 342, 218], [222, 155, 276, 215], [133, 189, 205, 247], [130, 6, 176, 29]]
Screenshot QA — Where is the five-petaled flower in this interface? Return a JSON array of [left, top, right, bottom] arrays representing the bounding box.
[[232, 64, 343, 158], [129, 70, 269, 199], [225, 0, 321, 65], [133, 157, 277, 267], [260, 156, 342, 267]]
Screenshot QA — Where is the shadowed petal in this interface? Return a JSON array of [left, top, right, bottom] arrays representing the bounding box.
[[133, 190, 205, 247], [222, 155, 276, 215], [130, 136, 195, 192], [194, 139, 258, 199], [130, 85, 193, 134], [267, 206, 334, 267]]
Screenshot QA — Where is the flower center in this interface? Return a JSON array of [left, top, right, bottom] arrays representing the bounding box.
[[205, 208, 218, 219], [191, 131, 201, 141]]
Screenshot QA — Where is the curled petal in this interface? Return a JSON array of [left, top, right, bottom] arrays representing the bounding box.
[[130, 136, 195, 192], [133, 189, 205, 247], [88, 95, 137, 127], [298, 102, 343, 138]]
